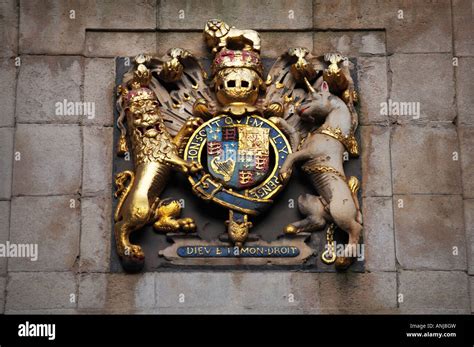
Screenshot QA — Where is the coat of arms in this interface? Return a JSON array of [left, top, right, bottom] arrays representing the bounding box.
[[206, 123, 270, 189], [113, 19, 362, 272]]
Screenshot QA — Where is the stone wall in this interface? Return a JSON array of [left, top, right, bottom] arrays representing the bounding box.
[[0, 0, 472, 314]]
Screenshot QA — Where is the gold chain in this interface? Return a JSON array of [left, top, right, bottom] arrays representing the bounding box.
[[321, 223, 337, 264], [301, 164, 346, 181]]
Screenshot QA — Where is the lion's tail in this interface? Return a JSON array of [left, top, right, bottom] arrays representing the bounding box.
[[113, 170, 135, 222]]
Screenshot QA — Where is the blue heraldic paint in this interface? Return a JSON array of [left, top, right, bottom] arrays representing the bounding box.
[[206, 122, 270, 190], [184, 115, 292, 218], [178, 245, 300, 258]]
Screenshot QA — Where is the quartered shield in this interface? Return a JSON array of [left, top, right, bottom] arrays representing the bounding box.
[[206, 124, 270, 190]]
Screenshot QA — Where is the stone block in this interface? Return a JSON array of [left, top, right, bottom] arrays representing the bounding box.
[[16, 56, 82, 123], [314, 0, 452, 53], [86, 0, 156, 29], [362, 197, 396, 271], [464, 199, 474, 274], [155, 272, 235, 309], [319, 272, 397, 313], [6, 272, 77, 311], [287, 272, 320, 313], [389, 54, 455, 123], [260, 32, 313, 58], [78, 273, 155, 313], [155, 305, 313, 314], [453, 0, 474, 56], [391, 125, 462, 194], [229, 272, 319, 311], [180, 306, 310, 314], [456, 58, 474, 125], [313, 0, 397, 30], [459, 127, 474, 198], [9, 196, 81, 271], [0, 201, 10, 276], [156, 31, 313, 59], [83, 58, 115, 126], [0, 128, 14, 199], [155, 272, 319, 312], [360, 126, 392, 197], [79, 195, 111, 272], [158, 0, 312, 30], [20, 0, 156, 54], [386, 0, 452, 53], [313, 31, 386, 56], [0, 59, 16, 126], [357, 57, 389, 125], [150, 306, 225, 314], [85, 31, 157, 58], [82, 126, 113, 195], [0, 276, 5, 313], [399, 270, 470, 313], [0, 0, 18, 57], [394, 195, 466, 270], [78, 273, 106, 310], [12, 124, 82, 195], [156, 32, 209, 57], [6, 308, 78, 314], [470, 276, 474, 313], [19, 0, 88, 55]]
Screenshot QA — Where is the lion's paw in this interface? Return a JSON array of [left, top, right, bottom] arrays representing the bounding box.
[[186, 117, 204, 129]]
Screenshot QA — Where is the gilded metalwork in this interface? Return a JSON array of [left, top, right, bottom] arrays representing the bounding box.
[[321, 223, 337, 264], [113, 19, 364, 271], [204, 19, 261, 54], [113, 57, 203, 271], [313, 126, 359, 157], [210, 157, 235, 182], [301, 164, 346, 182]]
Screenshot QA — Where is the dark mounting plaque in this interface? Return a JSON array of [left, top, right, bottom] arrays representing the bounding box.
[[110, 57, 364, 273]]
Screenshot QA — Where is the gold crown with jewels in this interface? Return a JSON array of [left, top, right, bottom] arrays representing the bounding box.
[[211, 48, 263, 77], [119, 86, 157, 108]]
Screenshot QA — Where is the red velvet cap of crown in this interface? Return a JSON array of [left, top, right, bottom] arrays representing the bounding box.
[[212, 48, 263, 76]]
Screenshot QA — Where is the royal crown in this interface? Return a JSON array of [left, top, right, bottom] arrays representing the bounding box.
[[212, 48, 263, 77], [123, 87, 157, 108]]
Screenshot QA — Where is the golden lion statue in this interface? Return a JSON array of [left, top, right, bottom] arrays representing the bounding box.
[[114, 59, 202, 271], [204, 19, 261, 53]]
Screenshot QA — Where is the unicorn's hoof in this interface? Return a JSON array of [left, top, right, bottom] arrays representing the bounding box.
[[335, 256, 354, 271]]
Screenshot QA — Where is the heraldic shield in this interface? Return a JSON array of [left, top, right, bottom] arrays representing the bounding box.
[[206, 122, 270, 189], [183, 113, 292, 247]]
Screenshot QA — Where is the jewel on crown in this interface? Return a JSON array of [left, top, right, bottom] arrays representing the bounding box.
[[124, 87, 157, 108], [211, 48, 263, 77]]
